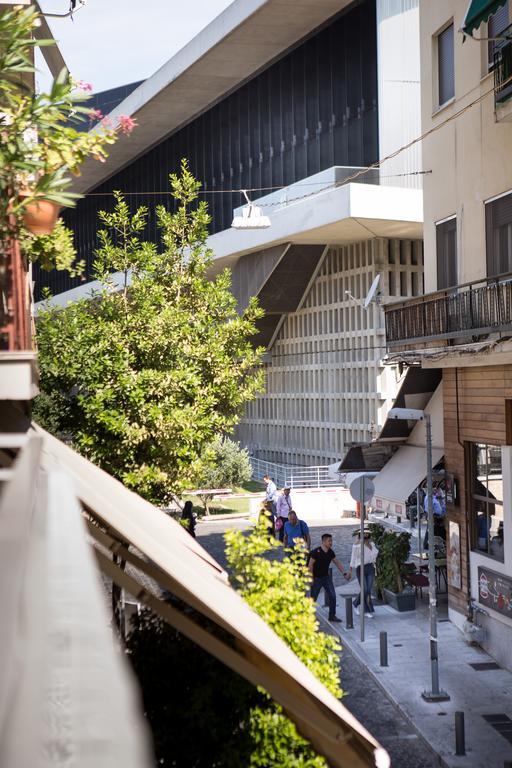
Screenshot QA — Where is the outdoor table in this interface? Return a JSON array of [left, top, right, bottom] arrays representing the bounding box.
[[412, 553, 447, 592]]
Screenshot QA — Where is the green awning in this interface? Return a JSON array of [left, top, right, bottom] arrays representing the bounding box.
[[462, 0, 508, 37]]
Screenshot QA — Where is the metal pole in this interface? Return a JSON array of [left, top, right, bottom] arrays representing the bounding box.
[[360, 476, 365, 642], [455, 711, 465, 756], [418, 485, 423, 559], [380, 631, 388, 667], [422, 413, 449, 702], [345, 596, 353, 629]]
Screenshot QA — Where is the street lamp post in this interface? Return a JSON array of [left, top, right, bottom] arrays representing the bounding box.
[[388, 407, 450, 702]]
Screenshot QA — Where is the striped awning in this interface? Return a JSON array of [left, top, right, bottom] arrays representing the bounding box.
[[461, 0, 508, 37]]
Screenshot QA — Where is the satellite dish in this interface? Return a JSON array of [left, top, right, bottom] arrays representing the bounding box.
[[363, 274, 381, 309], [344, 274, 381, 310]]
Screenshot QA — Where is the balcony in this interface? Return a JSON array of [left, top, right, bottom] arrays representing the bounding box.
[[385, 273, 512, 350], [494, 25, 512, 114]]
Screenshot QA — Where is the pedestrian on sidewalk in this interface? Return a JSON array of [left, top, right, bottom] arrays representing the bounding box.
[[263, 474, 278, 518], [346, 529, 379, 617], [283, 510, 311, 551], [309, 533, 345, 623], [181, 500, 196, 538], [275, 486, 293, 541]]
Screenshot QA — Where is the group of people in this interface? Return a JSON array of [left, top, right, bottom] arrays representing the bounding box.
[[263, 475, 380, 621]]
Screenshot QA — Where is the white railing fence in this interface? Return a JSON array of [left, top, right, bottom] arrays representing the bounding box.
[[249, 456, 341, 489]]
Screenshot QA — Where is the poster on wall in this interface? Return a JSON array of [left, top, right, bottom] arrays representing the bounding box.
[[478, 566, 512, 618], [448, 521, 461, 589]]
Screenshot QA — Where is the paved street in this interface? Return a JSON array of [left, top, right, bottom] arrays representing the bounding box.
[[197, 517, 440, 768]]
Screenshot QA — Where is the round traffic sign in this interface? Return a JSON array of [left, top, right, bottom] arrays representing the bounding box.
[[349, 475, 375, 504]]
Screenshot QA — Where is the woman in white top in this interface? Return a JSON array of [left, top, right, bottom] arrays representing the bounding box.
[[346, 529, 379, 617]]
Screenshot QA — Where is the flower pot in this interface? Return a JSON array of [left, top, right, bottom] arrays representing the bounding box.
[[22, 198, 60, 235], [382, 586, 416, 612]]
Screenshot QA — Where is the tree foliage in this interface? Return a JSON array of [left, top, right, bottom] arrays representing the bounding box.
[[125, 523, 343, 767], [194, 435, 252, 512], [35, 164, 264, 503], [225, 522, 342, 767]]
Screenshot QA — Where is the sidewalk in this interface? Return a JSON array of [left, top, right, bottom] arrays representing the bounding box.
[[322, 583, 512, 768]]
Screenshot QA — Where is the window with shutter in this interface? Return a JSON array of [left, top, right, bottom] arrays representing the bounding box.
[[488, 1, 510, 71], [438, 23, 455, 106], [486, 192, 512, 278], [436, 217, 457, 289]]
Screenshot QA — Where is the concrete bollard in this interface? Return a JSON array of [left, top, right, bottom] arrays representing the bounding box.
[[455, 711, 465, 756], [379, 631, 388, 667], [345, 596, 354, 629]]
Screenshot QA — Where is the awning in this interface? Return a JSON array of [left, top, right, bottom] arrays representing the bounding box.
[[338, 443, 398, 473], [377, 367, 442, 443], [36, 425, 388, 768], [372, 445, 444, 517], [461, 0, 508, 37]]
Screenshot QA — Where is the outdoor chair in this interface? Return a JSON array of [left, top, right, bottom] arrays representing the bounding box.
[[405, 571, 429, 599]]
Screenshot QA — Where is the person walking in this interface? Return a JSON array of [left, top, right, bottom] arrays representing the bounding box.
[[309, 533, 345, 623], [263, 474, 278, 519], [181, 500, 196, 538], [346, 529, 379, 617], [283, 509, 311, 550], [275, 486, 293, 541]]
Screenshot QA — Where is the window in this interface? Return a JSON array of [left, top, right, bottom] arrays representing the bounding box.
[[485, 191, 512, 277], [436, 217, 457, 289], [488, 1, 509, 71], [438, 23, 455, 106], [469, 443, 504, 561]]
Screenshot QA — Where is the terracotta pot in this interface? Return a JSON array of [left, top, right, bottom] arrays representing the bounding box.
[[22, 197, 60, 235]]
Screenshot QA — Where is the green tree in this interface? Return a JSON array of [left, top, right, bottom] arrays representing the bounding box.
[[225, 523, 342, 767], [194, 435, 252, 513], [35, 163, 264, 504], [125, 522, 342, 767]]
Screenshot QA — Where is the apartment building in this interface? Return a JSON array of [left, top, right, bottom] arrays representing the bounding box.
[[384, 0, 512, 669]]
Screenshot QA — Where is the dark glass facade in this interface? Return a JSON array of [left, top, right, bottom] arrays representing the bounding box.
[[37, 0, 379, 298]]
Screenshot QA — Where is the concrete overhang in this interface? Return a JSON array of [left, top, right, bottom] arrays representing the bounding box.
[[71, 0, 354, 194], [207, 181, 424, 276]]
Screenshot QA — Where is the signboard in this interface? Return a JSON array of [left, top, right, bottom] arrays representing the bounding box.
[[349, 476, 375, 504], [478, 566, 512, 618], [445, 473, 458, 505], [448, 521, 461, 589]]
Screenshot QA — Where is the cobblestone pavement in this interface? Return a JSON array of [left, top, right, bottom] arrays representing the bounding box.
[[197, 517, 440, 768]]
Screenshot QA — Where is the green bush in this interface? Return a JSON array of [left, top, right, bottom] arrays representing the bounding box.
[[126, 523, 342, 767], [368, 523, 411, 594], [225, 521, 342, 767]]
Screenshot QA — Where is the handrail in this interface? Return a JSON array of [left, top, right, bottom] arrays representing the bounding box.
[[385, 272, 512, 345], [385, 270, 512, 311]]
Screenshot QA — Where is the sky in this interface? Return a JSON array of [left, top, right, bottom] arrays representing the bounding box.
[[37, 0, 234, 93]]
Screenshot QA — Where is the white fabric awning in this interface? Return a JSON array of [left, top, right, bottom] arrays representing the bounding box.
[[35, 425, 388, 768], [372, 445, 444, 517]]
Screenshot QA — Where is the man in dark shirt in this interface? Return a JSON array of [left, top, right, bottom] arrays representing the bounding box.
[[308, 534, 346, 623]]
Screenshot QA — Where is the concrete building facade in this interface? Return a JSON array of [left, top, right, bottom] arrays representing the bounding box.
[[38, 0, 424, 471], [384, 0, 512, 670]]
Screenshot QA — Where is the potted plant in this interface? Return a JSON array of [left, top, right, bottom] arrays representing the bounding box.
[[0, 5, 136, 270], [368, 523, 416, 612]]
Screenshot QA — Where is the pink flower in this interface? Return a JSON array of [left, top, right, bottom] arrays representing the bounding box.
[[117, 115, 137, 135], [101, 116, 113, 129], [89, 108, 104, 122], [76, 80, 93, 92]]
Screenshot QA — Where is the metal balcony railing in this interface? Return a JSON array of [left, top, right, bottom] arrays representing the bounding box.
[[493, 24, 512, 106], [385, 273, 512, 347]]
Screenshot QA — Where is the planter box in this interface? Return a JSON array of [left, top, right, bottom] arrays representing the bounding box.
[[382, 587, 416, 612]]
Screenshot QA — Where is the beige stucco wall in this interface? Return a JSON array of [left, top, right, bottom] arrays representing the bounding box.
[[420, 0, 512, 292]]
